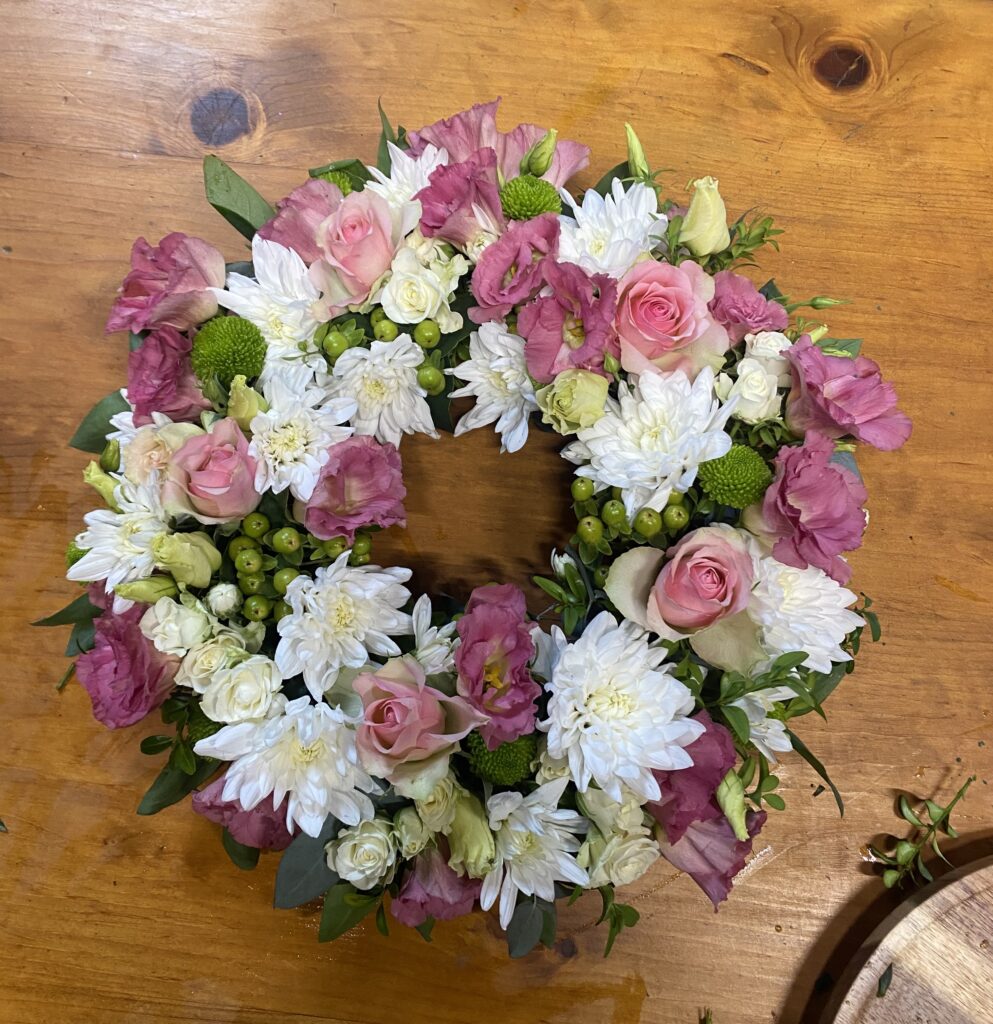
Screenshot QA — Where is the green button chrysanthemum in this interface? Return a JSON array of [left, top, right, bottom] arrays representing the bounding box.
[[464, 730, 537, 787], [191, 316, 267, 388], [499, 174, 562, 221], [697, 444, 773, 509]]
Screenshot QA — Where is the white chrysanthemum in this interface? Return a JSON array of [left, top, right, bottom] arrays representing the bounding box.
[[410, 594, 457, 675], [331, 335, 437, 446], [479, 777, 590, 929], [193, 695, 377, 837], [539, 611, 705, 803], [275, 552, 413, 700], [249, 378, 355, 500], [212, 236, 324, 372], [366, 142, 448, 225], [558, 180, 667, 278], [448, 322, 538, 453], [562, 368, 734, 520], [748, 558, 864, 674], [730, 686, 794, 763]]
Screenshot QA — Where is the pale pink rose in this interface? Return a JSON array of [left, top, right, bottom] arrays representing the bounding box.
[[616, 260, 730, 379], [257, 178, 344, 264], [162, 417, 260, 524], [390, 846, 481, 927], [106, 232, 225, 334], [127, 326, 212, 426]]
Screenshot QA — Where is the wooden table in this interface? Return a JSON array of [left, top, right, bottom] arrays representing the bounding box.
[[1, 2, 992, 1022]]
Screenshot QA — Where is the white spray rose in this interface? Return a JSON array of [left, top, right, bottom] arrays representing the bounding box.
[[394, 807, 432, 858], [381, 248, 446, 324], [679, 176, 731, 257], [175, 633, 248, 692], [744, 331, 793, 385], [414, 772, 462, 833], [716, 357, 782, 424], [122, 420, 204, 486], [140, 597, 211, 657], [205, 582, 243, 618], [200, 654, 283, 724], [325, 817, 398, 890], [577, 786, 648, 837], [581, 830, 660, 887]]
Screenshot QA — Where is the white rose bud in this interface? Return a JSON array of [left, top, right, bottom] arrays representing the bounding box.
[[381, 249, 445, 324], [715, 357, 782, 424], [175, 634, 248, 692], [325, 817, 397, 891], [414, 772, 462, 833], [744, 331, 793, 385], [534, 747, 571, 785], [200, 654, 283, 724], [577, 786, 647, 837], [679, 176, 731, 257], [597, 832, 661, 887], [393, 807, 432, 858], [140, 597, 211, 657], [205, 582, 243, 618]]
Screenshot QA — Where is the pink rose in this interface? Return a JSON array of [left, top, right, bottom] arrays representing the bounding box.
[[518, 259, 617, 383], [785, 335, 912, 451], [469, 214, 559, 324], [390, 847, 482, 927], [127, 326, 212, 427], [192, 775, 294, 850], [75, 602, 179, 729], [354, 656, 485, 785], [651, 525, 755, 633], [106, 232, 226, 335], [298, 435, 406, 543], [455, 584, 541, 749], [759, 432, 868, 584], [708, 270, 789, 343], [615, 260, 730, 379], [415, 148, 505, 251], [257, 178, 344, 264], [162, 417, 260, 524]]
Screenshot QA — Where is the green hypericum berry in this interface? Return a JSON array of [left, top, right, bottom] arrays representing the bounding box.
[[187, 705, 222, 745], [369, 307, 387, 327], [666, 491, 686, 507], [227, 535, 261, 560], [571, 478, 595, 502], [577, 516, 604, 545], [373, 318, 399, 342], [234, 548, 263, 575], [241, 512, 270, 538], [413, 319, 441, 348], [314, 169, 354, 195], [191, 316, 267, 388], [633, 508, 663, 538], [464, 731, 537, 786], [243, 595, 272, 621], [271, 527, 302, 554], [662, 505, 690, 531], [697, 445, 773, 509], [349, 551, 371, 567], [351, 534, 372, 557], [601, 500, 627, 529], [417, 365, 446, 395], [593, 565, 609, 588], [322, 330, 350, 362], [499, 174, 562, 221], [273, 567, 300, 596], [237, 572, 266, 596], [272, 599, 292, 622], [323, 537, 348, 560], [65, 540, 89, 569]]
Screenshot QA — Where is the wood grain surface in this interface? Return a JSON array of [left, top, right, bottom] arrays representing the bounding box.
[[2, 2, 993, 1023]]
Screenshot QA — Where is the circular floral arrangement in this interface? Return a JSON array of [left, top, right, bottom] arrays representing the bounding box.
[[43, 100, 911, 957]]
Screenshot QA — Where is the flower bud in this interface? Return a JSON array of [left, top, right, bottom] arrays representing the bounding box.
[[152, 531, 222, 588], [519, 128, 558, 177], [535, 369, 609, 435], [809, 296, 846, 310], [716, 768, 748, 841], [679, 176, 731, 257], [205, 582, 243, 618], [114, 575, 178, 603], [446, 790, 496, 879], [99, 439, 121, 473], [394, 807, 432, 858], [325, 817, 397, 891], [414, 772, 461, 833], [226, 374, 268, 433], [805, 323, 830, 343], [624, 123, 650, 180], [603, 353, 621, 375], [82, 462, 121, 510]]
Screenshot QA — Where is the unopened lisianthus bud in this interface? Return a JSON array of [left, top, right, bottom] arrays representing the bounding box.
[[520, 129, 558, 177], [624, 123, 650, 180]]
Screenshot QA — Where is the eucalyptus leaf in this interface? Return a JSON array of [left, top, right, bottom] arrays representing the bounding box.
[[69, 390, 130, 453], [318, 883, 379, 942], [222, 828, 261, 870], [273, 815, 341, 909], [137, 758, 218, 815], [203, 155, 275, 239], [33, 594, 101, 628], [506, 898, 544, 958]]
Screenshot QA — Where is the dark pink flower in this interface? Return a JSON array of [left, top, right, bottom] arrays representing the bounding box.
[[785, 336, 912, 451], [390, 846, 482, 927], [300, 436, 406, 543], [407, 98, 590, 187], [469, 214, 560, 324], [192, 775, 294, 850], [127, 326, 212, 427], [708, 271, 789, 344], [658, 810, 767, 909], [257, 178, 344, 264], [518, 260, 617, 383], [75, 604, 179, 729], [106, 233, 226, 335], [760, 432, 868, 583], [647, 710, 737, 845], [415, 149, 505, 251], [455, 584, 540, 749]]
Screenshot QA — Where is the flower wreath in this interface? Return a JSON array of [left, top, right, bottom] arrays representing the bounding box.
[[41, 99, 911, 957]]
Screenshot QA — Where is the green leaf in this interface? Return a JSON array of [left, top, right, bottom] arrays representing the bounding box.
[[33, 593, 101, 628], [816, 336, 863, 358], [721, 704, 751, 744], [771, 651, 808, 671], [139, 735, 173, 756], [877, 962, 894, 998], [764, 793, 786, 811], [376, 99, 398, 174], [136, 757, 218, 815], [592, 161, 630, 197], [375, 901, 390, 936], [68, 390, 130, 453], [567, 884, 584, 907], [171, 740, 196, 776], [759, 279, 784, 302], [55, 662, 75, 692], [507, 898, 544, 958], [537, 897, 557, 948], [899, 795, 923, 827], [65, 619, 96, 656], [533, 576, 568, 603], [222, 828, 261, 871], [863, 610, 881, 643], [596, 884, 615, 925], [916, 853, 933, 883], [0, 818, 7, 833], [307, 157, 373, 191], [787, 730, 844, 817], [318, 883, 379, 942], [895, 840, 916, 866], [128, 331, 146, 352], [882, 868, 900, 889], [203, 155, 275, 239], [414, 916, 435, 942], [273, 815, 341, 909]]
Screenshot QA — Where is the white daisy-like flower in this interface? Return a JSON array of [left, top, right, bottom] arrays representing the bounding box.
[[748, 558, 864, 674], [730, 686, 795, 763], [539, 611, 705, 803], [366, 141, 448, 235], [448, 322, 538, 453], [558, 180, 667, 279], [248, 378, 356, 501], [562, 368, 734, 520], [330, 335, 437, 446], [479, 777, 590, 929], [410, 594, 457, 675], [212, 236, 324, 372], [275, 552, 413, 700], [193, 695, 378, 837]]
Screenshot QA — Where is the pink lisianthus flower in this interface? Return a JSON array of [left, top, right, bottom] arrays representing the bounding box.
[[454, 584, 541, 749], [708, 270, 789, 343], [106, 232, 226, 335], [615, 260, 730, 379], [74, 600, 179, 729], [126, 326, 212, 427], [785, 336, 912, 451], [298, 435, 407, 544], [468, 213, 559, 324], [162, 417, 260, 524], [390, 846, 482, 927], [192, 775, 294, 850], [757, 431, 868, 584], [414, 148, 505, 252], [518, 259, 617, 383], [407, 98, 590, 187], [354, 656, 485, 794], [257, 178, 344, 264]]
